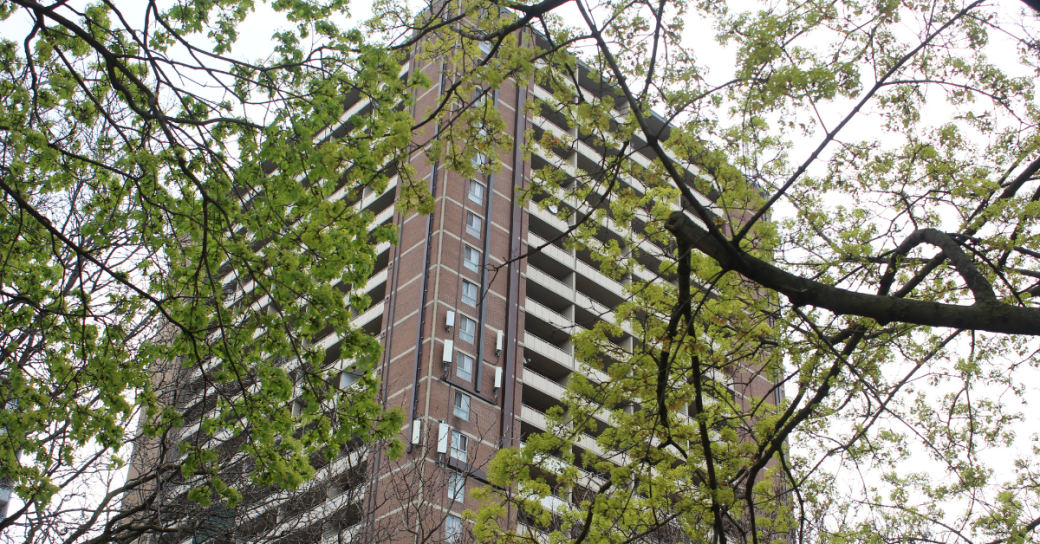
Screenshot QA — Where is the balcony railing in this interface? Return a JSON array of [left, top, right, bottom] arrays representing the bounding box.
[[521, 367, 567, 401], [351, 300, 385, 329], [529, 232, 629, 305], [520, 404, 610, 459], [523, 332, 573, 370], [527, 265, 573, 299], [526, 232, 573, 268], [529, 88, 715, 209], [524, 297, 574, 333]]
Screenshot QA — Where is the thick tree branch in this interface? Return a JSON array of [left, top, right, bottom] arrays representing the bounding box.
[[572, 480, 612, 544], [454, 0, 574, 43], [879, 228, 997, 304], [665, 211, 1040, 335]]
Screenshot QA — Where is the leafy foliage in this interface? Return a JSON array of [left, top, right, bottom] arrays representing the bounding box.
[[4, 0, 1040, 543], [0, 0, 414, 537]]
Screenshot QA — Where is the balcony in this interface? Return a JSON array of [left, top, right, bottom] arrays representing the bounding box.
[[522, 331, 574, 371], [527, 265, 574, 300], [530, 86, 715, 206], [526, 232, 629, 308], [522, 367, 567, 407], [522, 381, 564, 416], [519, 404, 606, 459], [524, 297, 575, 334], [525, 232, 573, 274], [351, 300, 384, 336]]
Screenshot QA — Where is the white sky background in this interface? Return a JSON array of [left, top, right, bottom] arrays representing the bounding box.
[[676, 1, 1040, 536], [2, 0, 1040, 541]]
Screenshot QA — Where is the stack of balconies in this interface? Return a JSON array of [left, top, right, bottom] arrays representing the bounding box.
[[154, 131, 401, 544], [517, 79, 742, 501]]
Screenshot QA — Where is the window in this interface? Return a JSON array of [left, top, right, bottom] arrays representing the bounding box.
[[465, 212, 482, 238], [448, 471, 466, 501], [454, 391, 471, 420], [461, 280, 478, 306], [459, 316, 476, 344], [468, 180, 484, 205], [451, 430, 468, 462], [471, 152, 487, 170], [446, 514, 463, 543], [456, 353, 474, 382], [463, 246, 480, 273]]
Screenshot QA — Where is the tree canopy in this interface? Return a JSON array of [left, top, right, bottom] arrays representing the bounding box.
[[0, 0, 412, 538], [2, 0, 1040, 543]]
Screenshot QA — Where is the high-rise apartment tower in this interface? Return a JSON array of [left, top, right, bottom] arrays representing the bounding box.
[[129, 28, 781, 544]]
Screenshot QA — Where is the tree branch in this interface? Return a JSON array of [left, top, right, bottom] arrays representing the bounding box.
[[664, 211, 1040, 335], [879, 228, 997, 304]]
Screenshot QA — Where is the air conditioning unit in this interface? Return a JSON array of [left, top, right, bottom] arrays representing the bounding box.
[[437, 422, 450, 454]]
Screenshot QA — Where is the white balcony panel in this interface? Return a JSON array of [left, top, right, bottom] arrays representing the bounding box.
[[364, 268, 388, 293], [526, 266, 574, 299], [372, 240, 391, 257], [315, 294, 387, 352], [368, 205, 394, 230], [315, 63, 409, 143], [527, 253, 637, 340], [362, 177, 398, 209], [520, 403, 547, 429], [572, 290, 609, 321], [530, 113, 649, 195], [167, 442, 368, 512], [525, 232, 573, 268], [520, 441, 607, 489], [531, 114, 713, 210], [524, 153, 710, 287], [524, 297, 573, 332], [528, 191, 663, 282], [572, 259, 625, 299], [585, 366, 610, 385], [519, 405, 608, 458], [632, 265, 657, 284], [522, 367, 567, 400], [516, 523, 550, 544], [522, 332, 574, 371], [527, 203, 571, 233], [316, 96, 372, 144], [529, 88, 712, 204], [540, 494, 570, 514], [526, 236, 626, 301], [351, 300, 385, 329], [572, 292, 635, 339]]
